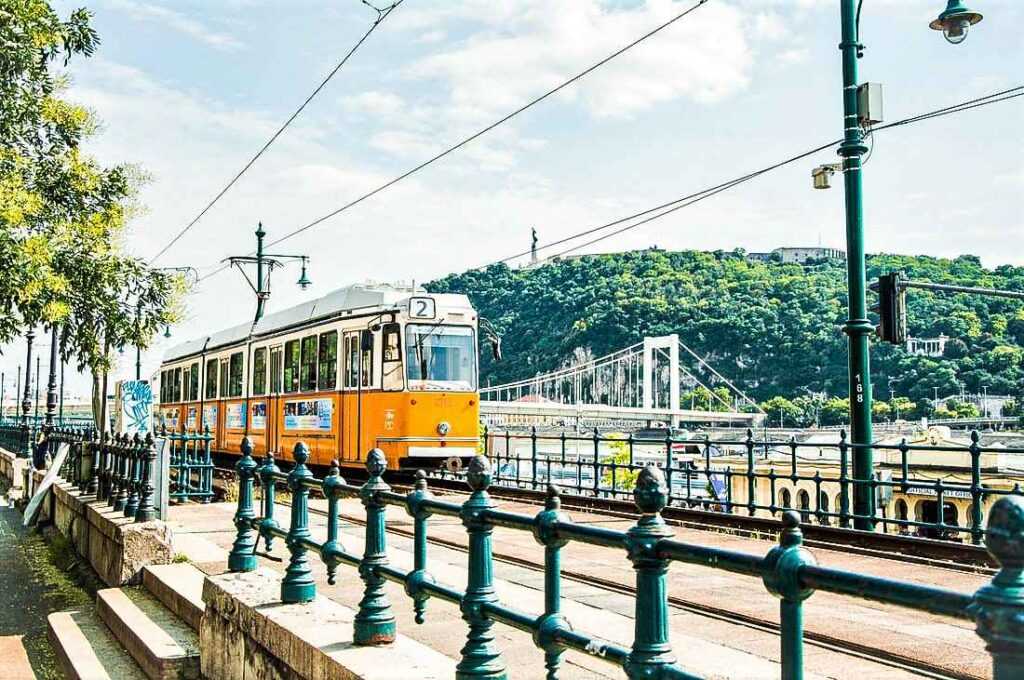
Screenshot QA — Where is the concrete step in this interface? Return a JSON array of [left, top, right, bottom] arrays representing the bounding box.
[[96, 588, 200, 680], [47, 609, 147, 680], [141, 564, 205, 631]]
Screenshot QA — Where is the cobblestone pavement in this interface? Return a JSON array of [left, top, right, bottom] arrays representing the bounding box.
[[0, 492, 96, 680]]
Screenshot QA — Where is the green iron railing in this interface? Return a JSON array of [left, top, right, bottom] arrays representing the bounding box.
[[476, 426, 1024, 545], [0, 422, 35, 458], [229, 437, 1024, 680], [52, 428, 159, 523], [160, 426, 214, 503]]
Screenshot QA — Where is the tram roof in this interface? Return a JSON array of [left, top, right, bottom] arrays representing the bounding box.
[[163, 283, 472, 363]]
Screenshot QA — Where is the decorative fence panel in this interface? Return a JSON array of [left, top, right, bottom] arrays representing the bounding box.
[[228, 437, 1024, 680], [161, 426, 214, 503], [478, 426, 1024, 545]]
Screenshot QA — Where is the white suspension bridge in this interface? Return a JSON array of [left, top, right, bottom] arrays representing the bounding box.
[[479, 335, 766, 429]]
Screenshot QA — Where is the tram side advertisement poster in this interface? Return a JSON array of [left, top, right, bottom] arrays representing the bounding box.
[[226, 403, 245, 429], [284, 399, 333, 430], [203, 405, 218, 430], [186, 407, 198, 430], [251, 403, 267, 430], [163, 408, 179, 429]]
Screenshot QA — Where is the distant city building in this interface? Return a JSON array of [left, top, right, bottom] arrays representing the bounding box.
[[747, 247, 846, 264], [906, 335, 949, 357]]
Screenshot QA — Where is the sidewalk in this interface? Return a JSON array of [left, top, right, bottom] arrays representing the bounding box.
[[0, 492, 98, 680]]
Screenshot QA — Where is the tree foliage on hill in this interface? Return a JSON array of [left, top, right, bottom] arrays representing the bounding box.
[[0, 1, 183, 373], [428, 249, 1024, 414]]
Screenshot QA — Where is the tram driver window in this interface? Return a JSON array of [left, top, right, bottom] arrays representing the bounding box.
[[405, 324, 477, 391], [205, 359, 218, 399], [283, 340, 300, 393]]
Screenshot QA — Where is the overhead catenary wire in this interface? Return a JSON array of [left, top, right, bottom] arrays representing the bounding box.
[[149, 0, 405, 265], [526, 85, 1023, 265], [196, 0, 714, 283]]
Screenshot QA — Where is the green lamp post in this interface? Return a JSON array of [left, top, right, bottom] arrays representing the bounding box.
[[836, 0, 983, 530]]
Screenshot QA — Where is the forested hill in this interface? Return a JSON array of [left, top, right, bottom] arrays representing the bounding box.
[[428, 249, 1024, 414]]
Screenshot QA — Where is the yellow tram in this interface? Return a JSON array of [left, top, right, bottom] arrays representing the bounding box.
[[156, 284, 480, 470]]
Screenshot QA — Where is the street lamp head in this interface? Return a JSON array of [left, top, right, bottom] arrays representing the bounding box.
[[296, 259, 312, 291], [163, 325, 172, 338], [930, 1, 982, 44]]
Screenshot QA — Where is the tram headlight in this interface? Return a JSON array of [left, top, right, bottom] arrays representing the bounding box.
[[437, 421, 451, 436]]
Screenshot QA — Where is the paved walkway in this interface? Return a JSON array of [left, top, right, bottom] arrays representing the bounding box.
[[0, 492, 96, 680], [167, 487, 990, 679]]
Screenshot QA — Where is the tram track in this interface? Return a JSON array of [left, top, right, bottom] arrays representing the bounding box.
[[210, 465, 970, 680]]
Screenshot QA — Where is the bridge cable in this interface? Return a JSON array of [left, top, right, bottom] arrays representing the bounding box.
[[195, 0, 714, 283], [148, 0, 405, 265]]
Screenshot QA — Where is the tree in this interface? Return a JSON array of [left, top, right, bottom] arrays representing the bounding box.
[[760, 396, 802, 428], [1, 2, 183, 377]]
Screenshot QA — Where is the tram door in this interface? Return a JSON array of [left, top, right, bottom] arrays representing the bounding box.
[[268, 345, 283, 454]]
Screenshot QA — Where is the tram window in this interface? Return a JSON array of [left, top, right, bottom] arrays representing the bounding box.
[[283, 340, 300, 393], [360, 330, 373, 387], [300, 336, 318, 392], [269, 347, 282, 393], [160, 371, 166, 402], [343, 333, 358, 388], [189, 363, 199, 401], [173, 367, 182, 402], [318, 331, 337, 390], [219, 359, 229, 398], [205, 359, 218, 399], [229, 352, 244, 397], [382, 323, 402, 391], [252, 348, 267, 396]]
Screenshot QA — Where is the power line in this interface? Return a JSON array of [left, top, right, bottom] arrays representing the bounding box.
[[196, 0, 713, 283], [149, 0, 405, 264], [519, 86, 1023, 266]]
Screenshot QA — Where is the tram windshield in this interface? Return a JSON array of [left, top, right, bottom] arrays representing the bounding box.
[[405, 324, 477, 391]]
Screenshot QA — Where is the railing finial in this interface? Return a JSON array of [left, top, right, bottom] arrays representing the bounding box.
[[282, 441, 316, 603], [634, 464, 668, 515], [467, 454, 492, 493], [228, 436, 259, 572], [972, 495, 1024, 679]]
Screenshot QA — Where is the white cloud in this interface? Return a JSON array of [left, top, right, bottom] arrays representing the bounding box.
[[341, 91, 406, 118], [102, 0, 245, 51], [403, 0, 753, 121]]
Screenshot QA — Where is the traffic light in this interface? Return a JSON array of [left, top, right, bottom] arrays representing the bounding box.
[[872, 272, 907, 344]]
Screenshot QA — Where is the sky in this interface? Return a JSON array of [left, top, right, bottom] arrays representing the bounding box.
[[2, 0, 1022, 405]]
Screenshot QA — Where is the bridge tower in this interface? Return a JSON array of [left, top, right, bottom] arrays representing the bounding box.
[[641, 335, 679, 411]]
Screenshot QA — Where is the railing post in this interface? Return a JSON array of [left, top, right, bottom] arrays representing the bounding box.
[[135, 433, 157, 522], [405, 470, 434, 624], [228, 436, 259, 573], [281, 442, 315, 603], [354, 449, 396, 645], [838, 429, 851, 529], [124, 434, 142, 518], [745, 429, 756, 516], [623, 465, 676, 679], [322, 459, 346, 585], [763, 511, 816, 680], [971, 495, 1024, 680], [457, 455, 506, 679], [969, 431, 984, 545], [259, 451, 281, 552], [532, 485, 571, 679], [113, 435, 130, 512], [85, 430, 98, 496]]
